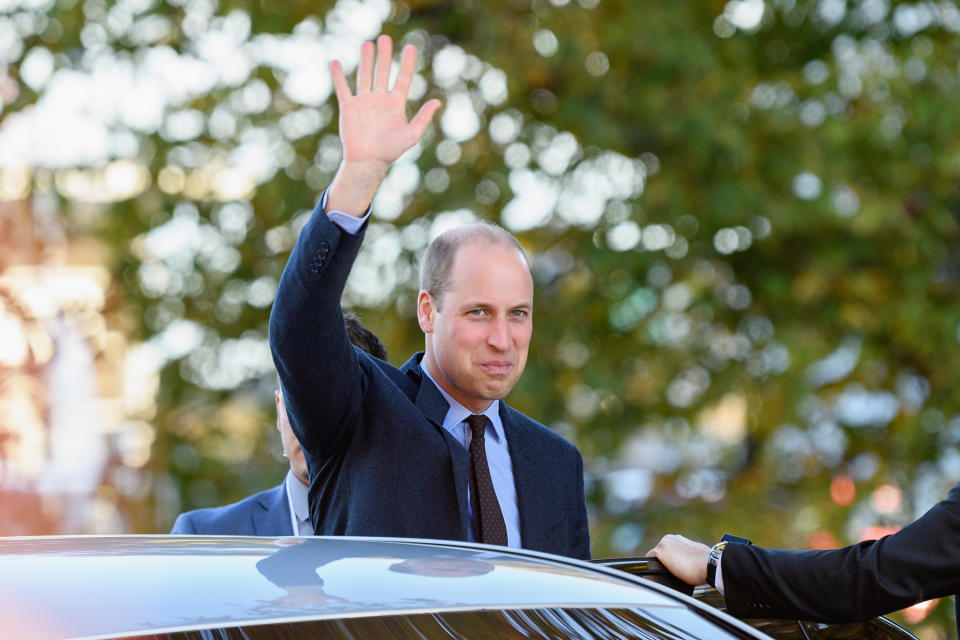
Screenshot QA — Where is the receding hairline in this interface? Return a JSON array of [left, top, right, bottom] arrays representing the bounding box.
[[419, 223, 531, 299]]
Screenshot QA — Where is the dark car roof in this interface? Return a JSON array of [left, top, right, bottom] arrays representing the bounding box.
[[0, 535, 769, 640]]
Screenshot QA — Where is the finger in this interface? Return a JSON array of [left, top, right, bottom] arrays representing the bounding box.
[[356, 39, 375, 94], [391, 44, 418, 98], [374, 34, 393, 92], [408, 99, 442, 141], [330, 61, 352, 104]]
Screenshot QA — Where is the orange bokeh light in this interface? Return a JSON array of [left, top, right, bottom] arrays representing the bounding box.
[[807, 530, 838, 550], [830, 475, 856, 506], [871, 482, 902, 513], [859, 525, 900, 541], [903, 598, 939, 624]]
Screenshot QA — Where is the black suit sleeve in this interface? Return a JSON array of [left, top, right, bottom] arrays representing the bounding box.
[[269, 204, 368, 473], [722, 482, 960, 622]]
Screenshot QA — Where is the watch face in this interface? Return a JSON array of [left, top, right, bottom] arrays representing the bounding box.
[[709, 541, 727, 565]]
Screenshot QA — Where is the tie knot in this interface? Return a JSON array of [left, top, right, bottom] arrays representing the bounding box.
[[466, 414, 487, 440]]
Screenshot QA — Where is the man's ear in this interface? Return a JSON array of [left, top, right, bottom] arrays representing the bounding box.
[[417, 290, 435, 333]]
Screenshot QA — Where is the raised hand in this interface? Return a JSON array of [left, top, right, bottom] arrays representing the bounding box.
[[326, 35, 442, 216]]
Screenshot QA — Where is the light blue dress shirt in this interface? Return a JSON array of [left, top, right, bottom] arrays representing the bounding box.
[[284, 469, 313, 536], [323, 192, 522, 548], [420, 367, 521, 548], [322, 189, 370, 234]]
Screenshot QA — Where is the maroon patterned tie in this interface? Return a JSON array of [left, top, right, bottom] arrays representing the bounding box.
[[466, 414, 508, 546]]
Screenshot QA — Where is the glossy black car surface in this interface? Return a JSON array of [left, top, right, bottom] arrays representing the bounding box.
[[0, 535, 769, 640], [0, 537, 917, 640]]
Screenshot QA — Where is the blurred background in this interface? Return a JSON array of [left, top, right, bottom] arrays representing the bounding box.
[[1, 0, 958, 635]]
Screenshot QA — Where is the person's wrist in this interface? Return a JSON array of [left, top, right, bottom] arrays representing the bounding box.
[[338, 158, 391, 178], [706, 533, 752, 587], [706, 541, 726, 587], [326, 160, 390, 217]]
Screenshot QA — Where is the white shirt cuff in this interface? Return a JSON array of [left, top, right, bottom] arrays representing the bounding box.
[[320, 189, 371, 235], [715, 556, 725, 595]]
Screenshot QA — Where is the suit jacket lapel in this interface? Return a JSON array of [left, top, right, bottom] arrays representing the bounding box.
[[412, 368, 449, 429], [501, 405, 553, 551], [253, 484, 294, 536], [404, 354, 470, 538]]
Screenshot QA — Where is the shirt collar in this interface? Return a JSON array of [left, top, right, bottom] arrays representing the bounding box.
[[285, 468, 311, 524], [420, 364, 504, 443]]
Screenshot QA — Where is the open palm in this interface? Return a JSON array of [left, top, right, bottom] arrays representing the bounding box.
[[332, 35, 441, 170]]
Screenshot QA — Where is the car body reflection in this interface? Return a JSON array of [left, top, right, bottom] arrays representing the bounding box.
[[0, 536, 916, 640]]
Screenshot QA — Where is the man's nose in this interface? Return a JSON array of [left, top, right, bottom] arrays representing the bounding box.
[[487, 316, 510, 351]]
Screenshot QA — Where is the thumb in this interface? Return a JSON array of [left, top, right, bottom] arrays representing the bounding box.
[[409, 99, 442, 141]]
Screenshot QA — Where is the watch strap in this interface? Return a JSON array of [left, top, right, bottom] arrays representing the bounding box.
[[706, 541, 726, 587], [706, 533, 752, 587]]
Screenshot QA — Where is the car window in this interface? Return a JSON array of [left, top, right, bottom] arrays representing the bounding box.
[[128, 606, 760, 640]]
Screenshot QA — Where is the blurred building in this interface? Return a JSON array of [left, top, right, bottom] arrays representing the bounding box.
[[0, 195, 154, 535]]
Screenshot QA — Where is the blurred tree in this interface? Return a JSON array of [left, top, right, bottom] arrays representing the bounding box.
[[1, 0, 958, 633]]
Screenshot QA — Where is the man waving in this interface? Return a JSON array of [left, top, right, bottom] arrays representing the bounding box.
[[269, 35, 590, 559]]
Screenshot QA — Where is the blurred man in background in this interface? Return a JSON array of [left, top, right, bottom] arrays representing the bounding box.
[[170, 313, 387, 535]]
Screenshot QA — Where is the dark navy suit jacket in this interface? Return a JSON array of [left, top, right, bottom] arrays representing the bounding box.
[[722, 481, 960, 635], [170, 483, 292, 536], [268, 203, 590, 560]]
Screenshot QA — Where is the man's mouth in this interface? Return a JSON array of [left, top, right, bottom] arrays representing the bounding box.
[[478, 362, 512, 375]]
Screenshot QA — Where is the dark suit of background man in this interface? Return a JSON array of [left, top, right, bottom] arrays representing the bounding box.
[[268, 35, 589, 559], [170, 314, 388, 535], [648, 482, 960, 636]]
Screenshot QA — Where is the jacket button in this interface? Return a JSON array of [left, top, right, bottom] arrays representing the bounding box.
[[310, 263, 320, 273]]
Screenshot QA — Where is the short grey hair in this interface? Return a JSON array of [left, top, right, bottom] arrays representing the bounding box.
[[419, 223, 529, 309]]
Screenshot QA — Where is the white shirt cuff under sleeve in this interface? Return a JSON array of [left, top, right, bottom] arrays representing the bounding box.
[[715, 556, 725, 595], [320, 189, 371, 235]]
